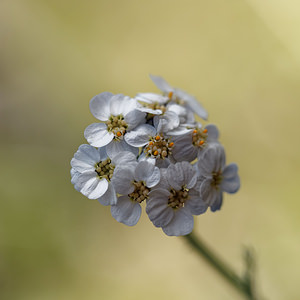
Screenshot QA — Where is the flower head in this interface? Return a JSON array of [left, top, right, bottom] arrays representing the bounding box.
[[146, 162, 207, 236], [150, 75, 208, 120], [71, 144, 136, 205], [84, 92, 146, 157], [171, 123, 219, 162], [196, 143, 240, 211], [110, 161, 160, 226], [71, 75, 240, 236]]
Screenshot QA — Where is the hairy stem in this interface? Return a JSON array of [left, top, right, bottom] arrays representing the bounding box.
[[184, 232, 257, 300]]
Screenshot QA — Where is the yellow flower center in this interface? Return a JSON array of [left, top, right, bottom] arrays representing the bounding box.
[[144, 135, 174, 159], [192, 128, 208, 148], [168, 186, 190, 210], [128, 181, 150, 203], [211, 170, 223, 189], [105, 114, 128, 140], [94, 158, 115, 181]]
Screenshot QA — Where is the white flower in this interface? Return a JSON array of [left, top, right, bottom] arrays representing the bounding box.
[[196, 143, 240, 212], [171, 123, 219, 162], [135, 92, 180, 132], [110, 161, 160, 226], [84, 92, 146, 157], [146, 162, 207, 236], [124, 124, 175, 167], [70, 144, 136, 205], [150, 75, 208, 120]]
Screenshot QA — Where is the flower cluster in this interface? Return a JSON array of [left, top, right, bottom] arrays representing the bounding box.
[[71, 75, 240, 236]]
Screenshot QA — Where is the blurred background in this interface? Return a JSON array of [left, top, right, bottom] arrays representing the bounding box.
[[1, 0, 300, 299]]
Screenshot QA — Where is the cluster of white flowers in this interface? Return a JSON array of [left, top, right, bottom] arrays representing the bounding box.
[[71, 75, 240, 236]]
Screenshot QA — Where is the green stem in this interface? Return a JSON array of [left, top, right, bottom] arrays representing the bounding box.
[[184, 232, 256, 300]]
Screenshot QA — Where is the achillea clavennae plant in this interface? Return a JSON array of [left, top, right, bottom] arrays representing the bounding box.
[[70, 75, 240, 236], [70, 75, 264, 300]]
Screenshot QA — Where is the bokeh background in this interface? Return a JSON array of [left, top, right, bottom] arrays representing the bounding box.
[[1, 0, 300, 299]]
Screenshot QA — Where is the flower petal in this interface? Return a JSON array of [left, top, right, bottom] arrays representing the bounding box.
[[134, 161, 160, 188], [146, 189, 174, 227], [210, 192, 223, 212], [197, 144, 225, 177], [106, 139, 138, 158], [98, 183, 117, 206], [110, 94, 137, 116], [77, 172, 108, 199], [135, 93, 169, 104], [71, 144, 100, 173], [222, 163, 238, 179], [89, 92, 113, 121], [111, 196, 141, 226], [111, 164, 136, 194], [153, 111, 179, 133], [124, 109, 146, 130], [167, 162, 197, 190], [110, 150, 137, 166], [162, 209, 194, 236], [172, 134, 197, 162], [84, 123, 114, 147], [125, 124, 156, 147], [71, 168, 81, 191], [206, 124, 219, 142], [185, 189, 208, 215], [150, 74, 173, 93], [199, 179, 219, 206], [221, 175, 240, 194], [175, 88, 208, 120]]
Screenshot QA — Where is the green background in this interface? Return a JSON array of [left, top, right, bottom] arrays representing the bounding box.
[[1, 0, 300, 299]]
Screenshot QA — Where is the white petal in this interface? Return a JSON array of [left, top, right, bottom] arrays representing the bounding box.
[[197, 144, 225, 176], [153, 168, 170, 190], [206, 124, 219, 142], [111, 165, 135, 194], [124, 109, 146, 130], [134, 161, 160, 188], [167, 104, 188, 124], [175, 88, 208, 120], [136, 106, 162, 115], [124, 124, 156, 147], [84, 123, 114, 147], [222, 163, 238, 179], [135, 93, 168, 104], [89, 92, 113, 121], [106, 139, 138, 158], [162, 209, 194, 236], [146, 189, 174, 227], [110, 150, 137, 166], [77, 172, 108, 199], [167, 162, 197, 190], [199, 180, 219, 206], [98, 183, 117, 206], [185, 189, 208, 215], [111, 196, 141, 226], [210, 192, 223, 212], [221, 174, 240, 194], [172, 134, 197, 162], [98, 146, 109, 161], [150, 75, 173, 93], [71, 144, 100, 173], [71, 168, 81, 191], [155, 158, 171, 168], [154, 111, 179, 133], [168, 126, 193, 136], [110, 94, 137, 116]]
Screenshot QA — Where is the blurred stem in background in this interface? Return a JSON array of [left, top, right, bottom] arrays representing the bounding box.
[[184, 232, 259, 300]]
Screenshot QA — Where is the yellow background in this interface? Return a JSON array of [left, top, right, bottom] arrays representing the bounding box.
[[1, 0, 300, 299]]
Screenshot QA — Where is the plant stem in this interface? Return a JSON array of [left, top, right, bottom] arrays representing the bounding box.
[[184, 232, 257, 300]]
